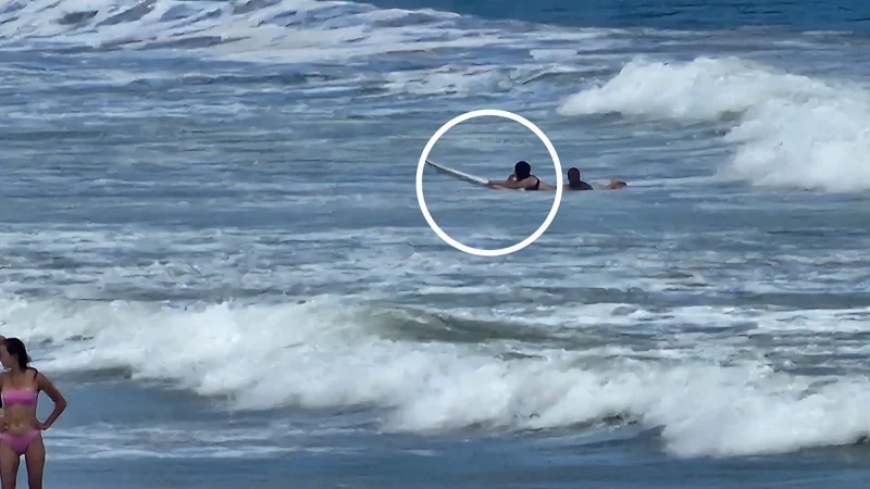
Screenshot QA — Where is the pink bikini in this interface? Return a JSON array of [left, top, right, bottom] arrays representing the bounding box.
[[1, 387, 40, 455]]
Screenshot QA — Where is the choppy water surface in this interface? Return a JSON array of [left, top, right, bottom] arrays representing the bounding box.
[[3, 1, 870, 488]]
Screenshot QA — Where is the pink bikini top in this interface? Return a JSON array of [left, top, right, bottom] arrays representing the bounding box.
[[1, 368, 39, 406], [1, 389, 37, 406]]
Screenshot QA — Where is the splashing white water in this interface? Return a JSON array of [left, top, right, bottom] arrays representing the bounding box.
[[558, 56, 870, 192], [0, 0, 617, 65], [4, 294, 870, 458]]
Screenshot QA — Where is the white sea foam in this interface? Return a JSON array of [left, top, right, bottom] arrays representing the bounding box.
[[558, 56, 870, 192], [3, 294, 870, 458], [0, 0, 614, 64]]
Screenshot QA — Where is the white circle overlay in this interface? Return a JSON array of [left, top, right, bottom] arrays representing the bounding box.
[[416, 109, 563, 257]]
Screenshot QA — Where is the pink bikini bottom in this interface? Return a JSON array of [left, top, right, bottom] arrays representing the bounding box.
[[1, 430, 39, 455]]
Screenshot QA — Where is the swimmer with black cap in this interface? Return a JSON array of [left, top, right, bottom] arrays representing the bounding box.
[[558, 167, 627, 191], [487, 161, 548, 190]]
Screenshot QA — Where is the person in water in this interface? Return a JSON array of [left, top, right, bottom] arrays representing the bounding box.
[[487, 161, 545, 190], [565, 167, 593, 190], [563, 167, 627, 191], [488, 162, 627, 191], [0, 337, 67, 489]]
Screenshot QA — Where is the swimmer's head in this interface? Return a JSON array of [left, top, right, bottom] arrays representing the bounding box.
[[0, 337, 30, 370], [513, 161, 532, 179], [567, 167, 581, 183]]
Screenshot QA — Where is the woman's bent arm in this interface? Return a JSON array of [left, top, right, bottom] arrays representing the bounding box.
[[36, 373, 66, 429]]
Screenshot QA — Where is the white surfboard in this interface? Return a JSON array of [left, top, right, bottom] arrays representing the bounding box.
[[425, 160, 502, 189]]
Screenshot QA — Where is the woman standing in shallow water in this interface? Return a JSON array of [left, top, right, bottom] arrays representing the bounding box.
[[0, 338, 67, 489]]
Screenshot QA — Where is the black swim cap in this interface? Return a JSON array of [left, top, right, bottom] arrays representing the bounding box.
[[514, 161, 531, 179]]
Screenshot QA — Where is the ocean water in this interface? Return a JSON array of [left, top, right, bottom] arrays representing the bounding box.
[[3, 0, 870, 487]]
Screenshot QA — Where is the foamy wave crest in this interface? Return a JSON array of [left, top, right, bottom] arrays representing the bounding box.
[[557, 56, 870, 192], [0, 0, 611, 67], [0, 0, 472, 61], [4, 294, 870, 458]]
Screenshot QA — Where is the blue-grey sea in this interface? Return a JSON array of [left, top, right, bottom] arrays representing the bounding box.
[[4, 0, 870, 487]]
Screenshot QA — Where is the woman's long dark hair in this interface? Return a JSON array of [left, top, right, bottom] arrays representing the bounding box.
[[3, 338, 31, 370]]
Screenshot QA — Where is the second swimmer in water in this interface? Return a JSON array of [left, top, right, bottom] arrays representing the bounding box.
[[564, 167, 627, 191]]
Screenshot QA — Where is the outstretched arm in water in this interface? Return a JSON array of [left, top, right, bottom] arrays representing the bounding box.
[[540, 180, 627, 191], [488, 176, 539, 189]]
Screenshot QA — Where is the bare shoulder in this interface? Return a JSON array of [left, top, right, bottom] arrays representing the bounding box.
[[33, 369, 51, 387]]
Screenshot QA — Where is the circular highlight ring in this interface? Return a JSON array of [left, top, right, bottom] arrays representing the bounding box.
[[416, 109, 563, 257]]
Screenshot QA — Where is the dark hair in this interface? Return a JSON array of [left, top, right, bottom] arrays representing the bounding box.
[[3, 338, 31, 370], [567, 167, 580, 180], [514, 161, 532, 179]]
